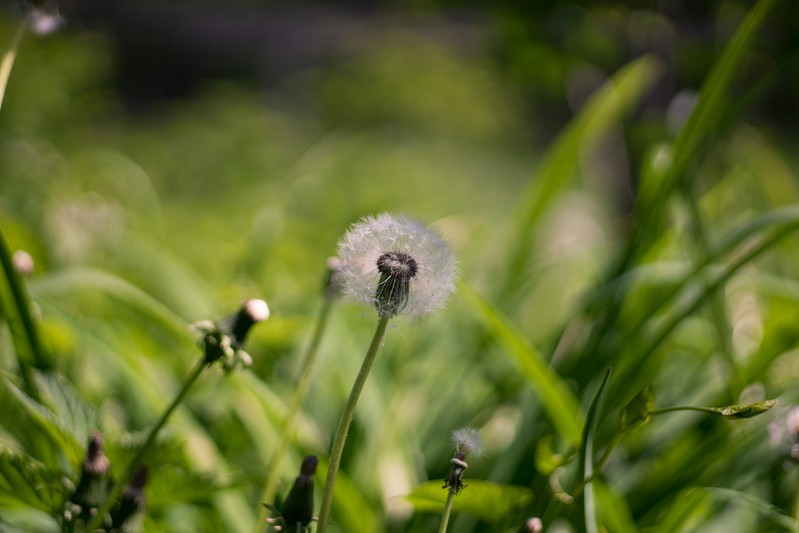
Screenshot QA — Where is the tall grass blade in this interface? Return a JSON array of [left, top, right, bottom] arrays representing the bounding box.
[[498, 54, 662, 303], [581, 368, 611, 533], [460, 282, 583, 445]]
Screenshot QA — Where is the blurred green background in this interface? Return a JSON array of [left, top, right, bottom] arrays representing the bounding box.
[[3, 0, 799, 532]]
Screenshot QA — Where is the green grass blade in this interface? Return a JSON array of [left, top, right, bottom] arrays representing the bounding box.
[[581, 368, 611, 533], [460, 282, 583, 445], [498, 54, 662, 302], [707, 487, 799, 532], [638, 0, 776, 227], [30, 267, 190, 337]]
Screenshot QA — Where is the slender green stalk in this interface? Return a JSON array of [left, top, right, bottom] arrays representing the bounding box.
[[316, 314, 390, 533], [255, 297, 334, 532], [0, 19, 26, 112], [649, 406, 722, 416], [438, 491, 455, 533], [85, 359, 208, 531]]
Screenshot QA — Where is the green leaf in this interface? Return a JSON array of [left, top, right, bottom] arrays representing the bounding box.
[[621, 385, 655, 431], [406, 480, 533, 522], [0, 372, 96, 467], [0, 450, 65, 513], [460, 282, 583, 445]]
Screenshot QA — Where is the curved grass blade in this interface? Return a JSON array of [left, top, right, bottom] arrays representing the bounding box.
[[460, 282, 582, 445], [498, 54, 662, 302]]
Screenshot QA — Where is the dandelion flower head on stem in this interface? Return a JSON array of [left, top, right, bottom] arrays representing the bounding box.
[[337, 213, 457, 318]]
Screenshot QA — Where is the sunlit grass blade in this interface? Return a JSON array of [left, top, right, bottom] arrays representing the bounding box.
[[29, 267, 190, 338], [0, 20, 26, 113], [460, 281, 582, 445]]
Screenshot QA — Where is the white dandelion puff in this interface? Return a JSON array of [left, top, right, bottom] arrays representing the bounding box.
[[337, 213, 457, 318], [452, 427, 483, 458]]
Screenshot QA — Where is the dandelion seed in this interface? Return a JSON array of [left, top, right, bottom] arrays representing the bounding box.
[[337, 213, 457, 318]]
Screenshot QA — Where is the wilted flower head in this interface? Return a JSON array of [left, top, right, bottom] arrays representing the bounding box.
[[443, 427, 482, 495], [337, 214, 457, 318], [191, 298, 269, 370]]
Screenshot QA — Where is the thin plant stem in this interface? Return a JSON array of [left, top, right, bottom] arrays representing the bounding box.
[[649, 405, 721, 416], [438, 491, 455, 533], [85, 359, 208, 531], [0, 19, 26, 112], [0, 229, 45, 401], [255, 297, 334, 532], [316, 313, 391, 532]]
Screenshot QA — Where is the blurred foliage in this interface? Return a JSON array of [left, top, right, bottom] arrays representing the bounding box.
[[1, 0, 799, 532]]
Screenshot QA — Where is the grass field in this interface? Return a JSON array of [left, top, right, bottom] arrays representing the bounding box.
[[2, 1, 799, 532]]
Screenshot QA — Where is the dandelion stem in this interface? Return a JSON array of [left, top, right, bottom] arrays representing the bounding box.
[[85, 359, 208, 531], [317, 313, 391, 532], [256, 297, 334, 532], [438, 491, 455, 533], [0, 19, 26, 113]]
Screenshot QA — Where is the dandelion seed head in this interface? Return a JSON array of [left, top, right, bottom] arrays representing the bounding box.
[[337, 213, 457, 318], [452, 427, 483, 458]]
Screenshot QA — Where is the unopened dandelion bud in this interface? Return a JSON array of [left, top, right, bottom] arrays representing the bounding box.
[[193, 299, 269, 366], [324, 256, 344, 299], [109, 466, 147, 529], [12, 250, 34, 277], [228, 299, 270, 349], [72, 430, 110, 517], [281, 455, 318, 528]]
